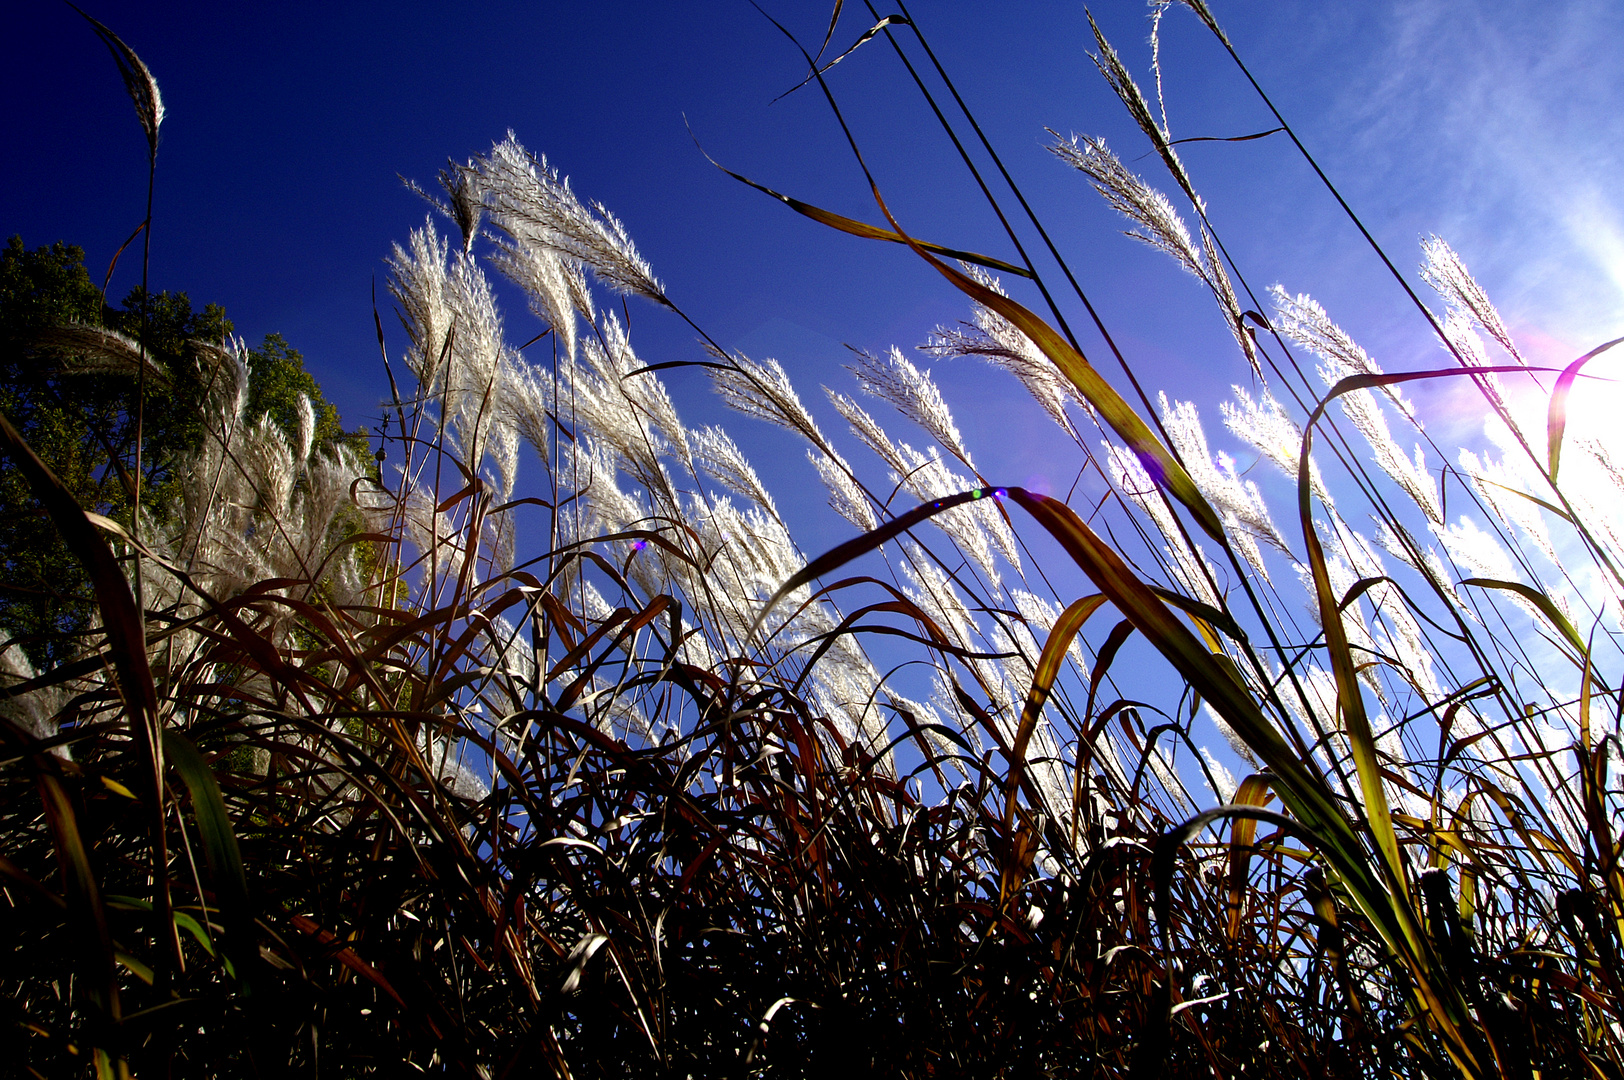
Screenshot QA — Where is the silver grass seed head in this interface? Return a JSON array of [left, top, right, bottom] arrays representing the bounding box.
[[1050, 135, 1204, 282], [1201, 230, 1259, 376], [710, 352, 823, 444], [499, 358, 554, 466], [34, 324, 170, 385], [826, 388, 908, 478], [1421, 235, 1522, 362], [1270, 285, 1420, 417], [809, 449, 876, 531], [848, 346, 969, 465], [1085, 13, 1197, 204], [490, 240, 580, 363], [388, 223, 454, 394], [76, 8, 164, 159], [1170, 0, 1230, 46], [441, 159, 485, 254], [478, 134, 666, 305], [695, 425, 777, 517], [924, 268, 1084, 438]]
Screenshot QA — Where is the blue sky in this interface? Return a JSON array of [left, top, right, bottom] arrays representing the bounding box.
[[5, 0, 1623, 551], [9, 1, 1624, 796]]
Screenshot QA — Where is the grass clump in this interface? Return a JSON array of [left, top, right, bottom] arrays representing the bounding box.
[[3, 4, 1623, 1078]]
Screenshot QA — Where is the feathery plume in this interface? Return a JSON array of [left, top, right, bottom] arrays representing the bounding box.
[[1202, 229, 1260, 377], [74, 7, 164, 160], [1270, 285, 1417, 420], [848, 346, 969, 465], [1084, 13, 1197, 204], [1421, 235, 1523, 363], [478, 134, 666, 304], [1050, 135, 1203, 280], [695, 425, 777, 516], [710, 352, 824, 444], [809, 449, 876, 531], [1159, 394, 1290, 579], [826, 388, 909, 478], [32, 323, 170, 384], [922, 267, 1082, 439]]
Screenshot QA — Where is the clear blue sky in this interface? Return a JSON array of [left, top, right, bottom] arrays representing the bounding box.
[[6, 0, 1624, 556]]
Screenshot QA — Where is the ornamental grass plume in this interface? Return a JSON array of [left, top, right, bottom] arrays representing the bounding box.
[[6, 4, 1624, 1078]]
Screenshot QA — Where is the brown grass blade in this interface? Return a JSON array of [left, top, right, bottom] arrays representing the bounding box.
[[707, 155, 1034, 279]]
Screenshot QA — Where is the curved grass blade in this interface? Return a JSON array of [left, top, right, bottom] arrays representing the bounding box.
[[704, 153, 1034, 279], [1460, 578, 1587, 658], [772, 15, 911, 103], [1297, 404, 1407, 905], [1006, 593, 1107, 820], [37, 772, 122, 1036], [875, 203, 1226, 542], [1224, 773, 1275, 940], [1546, 336, 1624, 481], [0, 407, 179, 971], [1297, 366, 1565, 898], [162, 730, 252, 981]]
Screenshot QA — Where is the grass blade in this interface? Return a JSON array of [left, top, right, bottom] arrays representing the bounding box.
[[161, 730, 252, 979], [703, 152, 1033, 279], [1547, 336, 1624, 480]]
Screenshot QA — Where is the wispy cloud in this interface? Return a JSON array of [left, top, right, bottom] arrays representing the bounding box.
[[1337, 0, 1624, 356]]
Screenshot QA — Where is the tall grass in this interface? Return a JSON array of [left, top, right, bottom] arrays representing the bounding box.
[[4, 4, 1622, 1077]]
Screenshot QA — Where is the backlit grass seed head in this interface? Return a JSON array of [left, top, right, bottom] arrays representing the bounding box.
[[1011, 588, 1089, 674], [827, 388, 909, 478], [695, 425, 777, 517], [1202, 703, 1259, 770], [1202, 230, 1260, 376], [584, 311, 690, 468], [890, 440, 1012, 583], [489, 239, 584, 363], [1106, 441, 1220, 607], [1270, 285, 1419, 418], [849, 346, 969, 465], [709, 351, 824, 445], [1459, 446, 1560, 569], [809, 449, 876, 531], [1422, 235, 1524, 363], [499, 358, 554, 466], [478, 134, 666, 304], [76, 8, 164, 159], [389, 224, 455, 394], [1441, 307, 1517, 425], [1335, 382, 1442, 525], [0, 644, 67, 757], [922, 266, 1084, 439], [1158, 394, 1289, 579], [1199, 747, 1238, 802], [1221, 385, 1334, 508], [1050, 135, 1203, 281], [1084, 13, 1198, 205], [34, 323, 169, 384]]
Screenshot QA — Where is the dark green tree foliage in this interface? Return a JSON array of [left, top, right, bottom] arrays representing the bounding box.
[[0, 236, 365, 669], [246, 331, 374, 465]]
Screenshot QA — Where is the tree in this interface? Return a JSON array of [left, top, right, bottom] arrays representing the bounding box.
[[0, 236, 367, 669]]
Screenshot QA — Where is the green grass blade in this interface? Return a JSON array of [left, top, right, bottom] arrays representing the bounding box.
[[923, 261, 1226, 543], [1460, 577, 1588, 658], [162, 731, 251, 932]]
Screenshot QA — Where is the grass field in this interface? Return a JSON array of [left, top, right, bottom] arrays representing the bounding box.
[[4, 3, 1622, 1076]]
